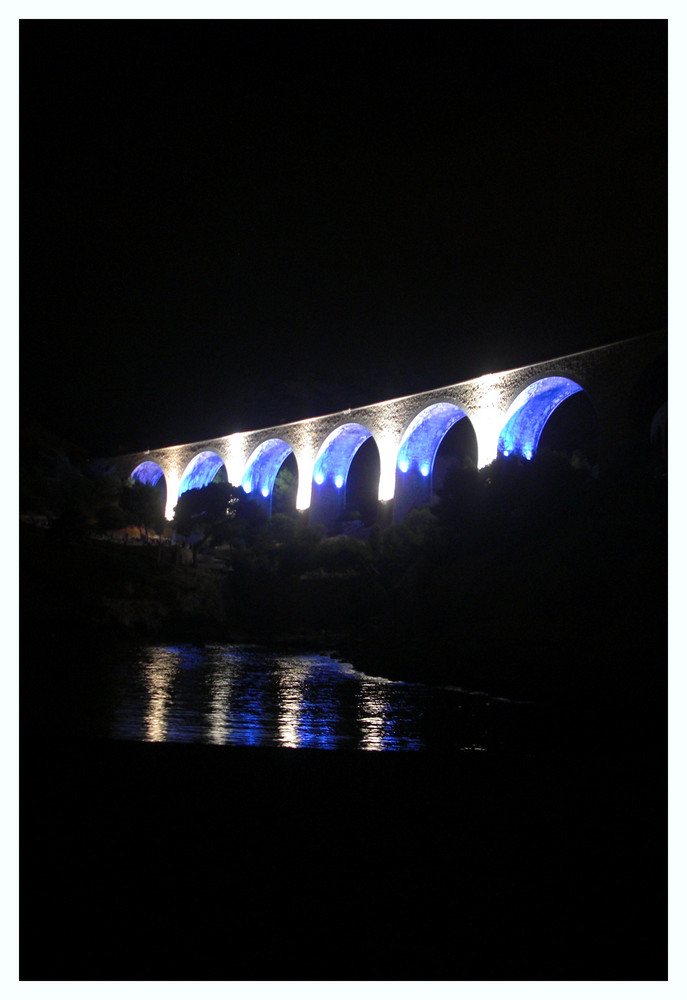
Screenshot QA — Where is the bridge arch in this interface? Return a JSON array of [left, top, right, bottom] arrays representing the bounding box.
[[393, 402, 476, 522], [178, 450, 227, 498], [309, 422, 379, 529], [497, 376, 594, 462], [129, 460, 168, 521], [130, 459, 166, 488], [241, 438, 296, 514]]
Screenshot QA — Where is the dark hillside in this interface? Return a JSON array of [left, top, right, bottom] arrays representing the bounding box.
[[21, 452, 667, 717]]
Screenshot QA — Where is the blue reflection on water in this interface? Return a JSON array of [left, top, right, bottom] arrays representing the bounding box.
[[109, 645, 460, 751]]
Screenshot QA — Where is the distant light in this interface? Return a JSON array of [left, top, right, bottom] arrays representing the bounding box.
[[242, 482, 252, 494], [523, 449, 532, 461], [334, 475, 344, 489], [503, 449, 510, 457], [420, 463, 430, 477], [314, 471, 324, 485], [261, 487, 269, 497], [399, 459, 409, 473]]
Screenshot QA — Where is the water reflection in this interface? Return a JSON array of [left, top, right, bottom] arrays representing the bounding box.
[[357, 679, 424, 751], [275, 656, 347, 749], [143, 647, 180, 742], [107, 644, 486, 751], [358, 681, 389, 751], [276, 658, 309, 749], [206, 656, 236, 746]]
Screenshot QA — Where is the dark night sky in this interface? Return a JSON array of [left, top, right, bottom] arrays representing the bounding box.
[[20, 19, 667, 457]]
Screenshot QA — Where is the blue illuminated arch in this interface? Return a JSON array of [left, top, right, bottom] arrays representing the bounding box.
[[130, 460, 165, 488], [241, 439, 294, 500], [397, 402, 470, 480], [313, 423, 373, 491], [498, 376, 585, 460], [178, 450, 227, 496]]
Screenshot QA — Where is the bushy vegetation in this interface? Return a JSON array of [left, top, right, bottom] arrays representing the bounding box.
[[20, 428, 666, 706], [21, 423, 167, 537]]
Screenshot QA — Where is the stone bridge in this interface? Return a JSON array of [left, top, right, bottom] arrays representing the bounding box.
[[112, 331, 666, 527]]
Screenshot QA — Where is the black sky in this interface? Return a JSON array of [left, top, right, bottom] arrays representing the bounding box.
[[20, 19, 667, 457]]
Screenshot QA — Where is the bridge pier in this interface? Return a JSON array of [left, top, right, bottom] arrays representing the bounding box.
[[309, 479, 346, 530], [392, 466, 433, 524]]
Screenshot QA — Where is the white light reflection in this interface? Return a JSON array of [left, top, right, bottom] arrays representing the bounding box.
[[276, 658, 312, 748], [358, 681, 391, 751], [143, 648, 181, 741], [206, 660, 236, 745]]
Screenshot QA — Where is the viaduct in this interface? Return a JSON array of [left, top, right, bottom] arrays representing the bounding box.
[[112, 331, 667, 528]]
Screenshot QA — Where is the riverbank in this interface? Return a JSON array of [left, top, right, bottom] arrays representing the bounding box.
[[20, 464, 668, 716]]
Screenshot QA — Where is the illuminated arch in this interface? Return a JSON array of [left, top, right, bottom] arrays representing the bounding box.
[[129, 460, 168, 523], [397, 402, 471, 480], [130, 460, 165, 488], [178, 450, 227, 496], [392, 402, 472, 522], [309, 423, 379, 527], [498, 376, 585, 460], [313, 423, 374, 491], [241, 439, 295, 503]]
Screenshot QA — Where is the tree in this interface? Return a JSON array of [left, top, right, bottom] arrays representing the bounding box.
[[172, 481, 274, 544], [120, 479, 167, 534], [172, 482, 241, 540]]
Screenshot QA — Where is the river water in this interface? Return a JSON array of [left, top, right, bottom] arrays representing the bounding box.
[[101, 642, 531, 752], [25, 642, 665, 981]]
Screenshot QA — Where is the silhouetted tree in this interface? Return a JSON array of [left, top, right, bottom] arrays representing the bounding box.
[[120, 479, 166, 534], [173, 482, 241, 539]]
